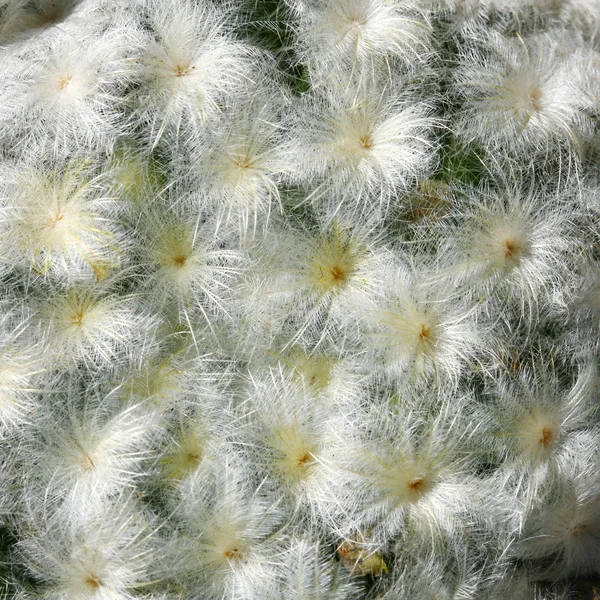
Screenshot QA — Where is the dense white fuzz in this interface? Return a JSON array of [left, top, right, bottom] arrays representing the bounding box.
[[1, 160, 122, 282], [317, 393, 501, 549], [247, 369, 331, 511], [133, 0, 253, 149], [138, 205, 243, 324], [291, 82, 437, 218], [270, 537, 362, 599], [481, 361, 598, 509], [382, 546, 489, 600], [37, 284, 155, 368], [0, 2, 598, 597], [454, 28, 594, 156], [0, 340, 41, 433], [168, 462, 285, 599], [22, 391, 157, 519], [0, 298, 42, 433], [518, 440, 600, 579], [566, 260, 600, 353], [4, 25, 131, 157], [487, 568, 575, 600], [440, 181, 574, 325], [196, 91, 292, 239], [368, 258, 480, 386], [257, 220, 389, 345], [290, 0, 431, 84], [19, 500, 154, 600], [560, 0, 600, 30]]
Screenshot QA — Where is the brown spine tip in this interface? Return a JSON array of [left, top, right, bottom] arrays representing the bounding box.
[[418, 324, 431, 342], [539, 426, 553, 447], [84, 573, 102, 589], [359, 135, 373, 150], [71, 311, 84, 327], [407, 476, 426, 492], [224, 547, 241, 560], [173, 254, 187, 267], [175, 64, 192, 77], [297, 452, 313, 467], [330, 265, 347, 282], [504, 239, 520, 259]]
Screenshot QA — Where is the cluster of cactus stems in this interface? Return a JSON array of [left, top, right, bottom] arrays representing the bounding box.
[[1, 0, 600, 598]]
